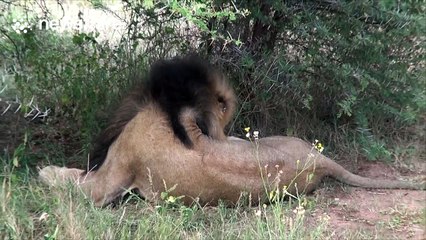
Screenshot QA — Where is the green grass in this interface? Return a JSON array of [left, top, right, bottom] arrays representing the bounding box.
[[0, 155, 332, 240]]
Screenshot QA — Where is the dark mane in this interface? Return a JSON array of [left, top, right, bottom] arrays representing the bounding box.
[[147, 56, 216, 147]]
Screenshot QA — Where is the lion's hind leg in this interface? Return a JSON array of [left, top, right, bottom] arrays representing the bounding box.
[[39, 165, 135, 207]]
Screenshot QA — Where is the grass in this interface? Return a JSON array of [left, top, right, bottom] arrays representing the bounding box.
[[0, 97, 423, 240], [0, 155, 331, 240], [0, 99, 424, 240]]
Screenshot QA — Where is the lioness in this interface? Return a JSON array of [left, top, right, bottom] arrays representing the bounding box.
[[39, 103, 425, 206]]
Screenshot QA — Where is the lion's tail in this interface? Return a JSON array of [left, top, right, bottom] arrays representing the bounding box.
[[323, 157, 425, 190]]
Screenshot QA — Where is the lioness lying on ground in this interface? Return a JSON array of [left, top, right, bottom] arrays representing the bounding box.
[[39, 102, 425, 206]]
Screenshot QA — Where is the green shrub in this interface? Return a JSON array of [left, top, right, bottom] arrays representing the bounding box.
[[206, 0, 425, 160], [1, 0, 424, 163]]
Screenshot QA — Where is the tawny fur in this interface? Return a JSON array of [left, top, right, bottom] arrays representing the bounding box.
[[39, 104, 425, 207], [88, 85, 147, 172]]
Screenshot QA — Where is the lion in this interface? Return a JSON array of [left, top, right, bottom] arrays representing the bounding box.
[[39, 104, 425, 207], [87, 56, 236, 172]]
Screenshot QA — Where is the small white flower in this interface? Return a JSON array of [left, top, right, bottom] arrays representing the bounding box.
[[253, 131, 259, 139], [255, 209, 262, 217], [245, 132, 251, 138], [293, 206, 305, 215]]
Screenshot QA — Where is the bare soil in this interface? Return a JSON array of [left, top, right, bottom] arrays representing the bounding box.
[[312, 161, 426, 239], [0, 100, 28, 152]]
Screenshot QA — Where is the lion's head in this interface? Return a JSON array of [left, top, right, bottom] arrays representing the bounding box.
[[148, 55, 236, 147]]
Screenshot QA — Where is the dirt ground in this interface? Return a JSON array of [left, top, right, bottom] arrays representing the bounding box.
[[312, 161, 426, 239], [0, 100, 28, 152]]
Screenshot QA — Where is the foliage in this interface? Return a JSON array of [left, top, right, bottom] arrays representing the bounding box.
[[205, 0, 426, 160], [0, 0, 424, 163]]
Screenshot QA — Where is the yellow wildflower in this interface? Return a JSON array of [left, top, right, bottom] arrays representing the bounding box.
[[166, 196, 176, 203]]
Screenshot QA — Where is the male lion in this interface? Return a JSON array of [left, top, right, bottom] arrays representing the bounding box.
[[87, 56, 236, 172]]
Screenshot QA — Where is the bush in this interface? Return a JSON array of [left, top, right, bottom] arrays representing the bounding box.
[[0, 0, 424, 163], [206, 1, 426, 160]]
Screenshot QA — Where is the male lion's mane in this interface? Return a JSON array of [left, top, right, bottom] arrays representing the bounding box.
[[148, 56, 235, 147]]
